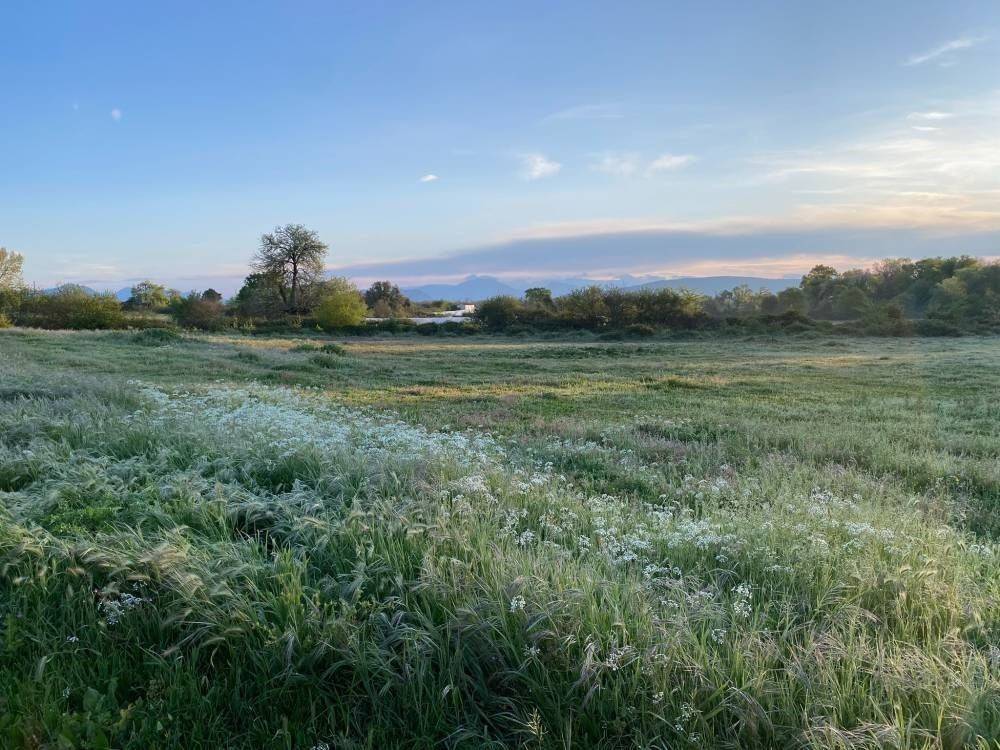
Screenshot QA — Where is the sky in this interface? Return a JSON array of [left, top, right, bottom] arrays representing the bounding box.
[[2, 0, 999, 290]]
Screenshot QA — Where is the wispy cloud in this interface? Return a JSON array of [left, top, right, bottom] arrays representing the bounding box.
[[592, 152, 640, 176], [520, 153, 561, 180], [748, 110, 1000, 230], [110, 108, 122, 121], [907, 111, 954, 121], [541, 103, 623, 123], [647, 153, 696, 173], [419, 174, 439, 183], [591, 152, 696, 177], [904, 35, 987, 66]]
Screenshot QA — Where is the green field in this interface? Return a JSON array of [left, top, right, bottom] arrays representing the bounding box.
[[1, 329, 998, 749]]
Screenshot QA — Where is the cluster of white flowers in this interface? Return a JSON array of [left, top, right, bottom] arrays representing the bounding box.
[[130, 381, 504, 468], [603, 644, 635, 672], [673, 701, 702, 743], [731, 583, 752, 620], [98, 591, 150, 626]]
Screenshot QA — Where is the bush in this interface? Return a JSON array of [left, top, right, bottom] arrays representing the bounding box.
[[365, 318, 415, 334], [170, 293, 226, 330], [625, 323, 656, 338], [124, 314, 175, 330], [132, 328, 182, 346], [315, 283, 367, 330], [309, 353, 343, 369], [914, 318, 962, 337], [441, 321, 479, 335], [0, 313, 11, 329], [292, 342, 345, 354], [474, 296, 524, 330], [17, 289, 125, 329], [504, 323, 536, 336], [859, 304, 914, 337]]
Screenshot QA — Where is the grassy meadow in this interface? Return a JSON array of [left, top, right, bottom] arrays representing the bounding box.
[[0, 328, 998, 748]]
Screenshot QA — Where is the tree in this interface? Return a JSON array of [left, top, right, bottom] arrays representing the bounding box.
[[559, 286, 610, 328], [314, 277, 367, 329], [201, 288, 223, 303], [233, 272, 284, 318], [523, 287, 555, 310], [776, 287, 808, 315], [252, 224, 328, 314], [364, 281, 409, 316], [832, 286, 871, 319], [474, 296, 523, 330], [0, 248, 25, 289], [801, 264, 839, 317], [126, 280, 168, 310]]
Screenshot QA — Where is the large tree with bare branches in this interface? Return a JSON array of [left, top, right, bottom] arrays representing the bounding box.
[[252, 224, 327, 314]]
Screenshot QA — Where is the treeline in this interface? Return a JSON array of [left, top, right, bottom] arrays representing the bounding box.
[[0, 227, 439, 333], [1, 233, 998, 337], [474, 257, 1000, 336]]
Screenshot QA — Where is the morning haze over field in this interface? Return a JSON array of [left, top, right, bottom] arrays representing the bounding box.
[[2, 3, 1000, 749]]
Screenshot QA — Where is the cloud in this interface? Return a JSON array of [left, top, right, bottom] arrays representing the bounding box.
[[419, 174, 439, 183], [905, 36, 987, 66], [750, 92, 1000, 215], [328, 221, 1000, 285], [542, 103, 623, 123], [592, 152, 640, 176], [647, 153, 696, 173], [520, 153, 561, 180], [907, 111, 954, 121], [110, 108, 122, 121], [590, 152, 697, 177]]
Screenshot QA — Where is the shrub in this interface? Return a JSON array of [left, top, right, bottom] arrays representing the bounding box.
[[295, 342, 345, 354], [314, 279, 367, 330], [132, 328, 182, 346], [366, 318, 415, 334], [441, 321, 479, 335], [124, 314, 175, 330], [310, 353, 343, 369], [625, 323, 656, 338], [17, 289, 125, 329], [859, 303, 914, 337], [170, 293, 226, 330], [474, 296, 524, 330], [915, 318, 962, 337], [504, 323, 536, 336], [0, 313, 11, 329]]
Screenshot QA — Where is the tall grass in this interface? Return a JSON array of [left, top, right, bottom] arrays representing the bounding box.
[[0, 332, 997, 748]]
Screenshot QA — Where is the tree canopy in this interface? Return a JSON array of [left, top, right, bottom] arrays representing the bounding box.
[[0, 248, 24, 289], [252, 224, 328, 314], [315, 277, 367, 329]]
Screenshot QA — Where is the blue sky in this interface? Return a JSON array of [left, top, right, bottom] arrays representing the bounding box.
[[3, 1, 999, 289]]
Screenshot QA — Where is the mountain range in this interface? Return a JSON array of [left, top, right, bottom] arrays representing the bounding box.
[[401, 274, 799, 302]]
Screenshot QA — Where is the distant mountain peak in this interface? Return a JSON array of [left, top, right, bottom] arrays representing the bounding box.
[[401, 274, 797, 302]]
